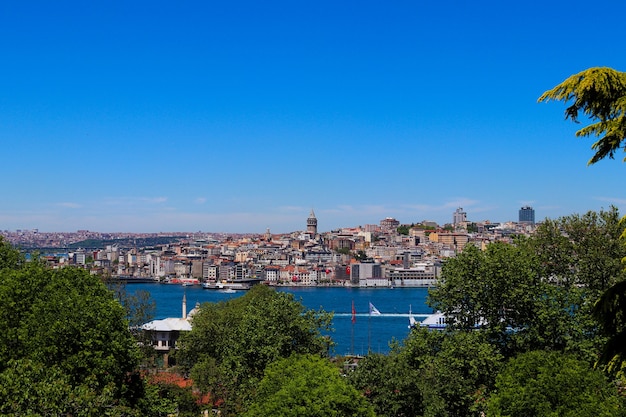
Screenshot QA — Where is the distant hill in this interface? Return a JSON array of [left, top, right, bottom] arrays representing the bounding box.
[[63, 236, 184, 250]]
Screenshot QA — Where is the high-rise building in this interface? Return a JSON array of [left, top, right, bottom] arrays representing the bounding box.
[[453, 207, 467, 225], [519, 206, 535, 224], [307, 209, 318, 234]]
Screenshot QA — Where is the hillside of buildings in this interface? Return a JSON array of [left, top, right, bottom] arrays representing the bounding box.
[[1, 209, 538, 288]]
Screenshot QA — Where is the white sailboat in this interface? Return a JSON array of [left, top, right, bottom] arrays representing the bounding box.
[[368, 302, 381, 316], [408, 305, 417, 329]]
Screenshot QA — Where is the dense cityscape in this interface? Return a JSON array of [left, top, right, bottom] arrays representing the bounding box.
[[2, 206, 537, 288], [3, 0, 625, 414]]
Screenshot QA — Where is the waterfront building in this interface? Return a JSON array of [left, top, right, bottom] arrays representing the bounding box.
[[191, 260, 203, 278], [141, 294, 196, 366], [387, 261, 439, 287], [350, 262, 387, 287], [280, 265, 313, 285], [263, 265, 281, 282], [203, 263, 219, 281], [149, 255, 166, 277], [174, 261, 191, 277], [234, 263, 248, 280]]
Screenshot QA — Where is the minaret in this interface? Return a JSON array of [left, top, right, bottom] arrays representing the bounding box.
[[182, 293, 187, 319], [307, 209, 318, 234]]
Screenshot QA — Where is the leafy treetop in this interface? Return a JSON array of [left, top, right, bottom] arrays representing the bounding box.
[[243, 354, 376, 417], [0, 262, 144, 415], [0, 236, 24, 271], [538, 67, 626, 165], [177, 284, 333, 415]]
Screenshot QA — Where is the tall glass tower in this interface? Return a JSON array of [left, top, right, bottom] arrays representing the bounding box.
[[519, 206, 535, 224]]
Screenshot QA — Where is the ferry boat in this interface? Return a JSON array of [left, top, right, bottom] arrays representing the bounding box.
[[202, 280, 251, 291]]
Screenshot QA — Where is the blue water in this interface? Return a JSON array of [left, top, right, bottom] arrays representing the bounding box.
[[127, 284, 435, 356]]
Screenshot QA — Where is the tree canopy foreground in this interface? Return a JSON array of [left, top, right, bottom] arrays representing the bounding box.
[[0, 239, 147, 415]]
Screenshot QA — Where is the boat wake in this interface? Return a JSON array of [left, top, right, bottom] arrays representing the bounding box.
[[334, 313, 431, 318]]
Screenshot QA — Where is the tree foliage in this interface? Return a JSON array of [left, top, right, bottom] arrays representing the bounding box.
[[428, 242, 540, 338], [593, 278, 626, 379], [0, 236, 24, 271], [349, 352, 423, 417], [538, 67, 626, 165], [0, 262, 145, 415], [487, 350, 625, 417], [349, 328, 502, 417], [428, 210, 624, 359], [243, 354, 376, 417], [404, 327, 502, 417], [177, 284, 333, 415], [109, 282, 157, 361], [397, 225, 410, 235], [530, 206, 626, 293]]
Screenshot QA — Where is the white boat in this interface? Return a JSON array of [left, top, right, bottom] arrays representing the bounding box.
[[420, 312, 447, 329], [202, 281, 251, 291], [368, 302, 381, 316], [408, 305, 417, 329]]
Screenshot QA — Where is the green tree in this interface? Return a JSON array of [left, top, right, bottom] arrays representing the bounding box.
[[349, 329, 501, 417], [109, 282, 157, 363], [516, 208, 626, 359], [429, 233, 611, 358], [402, 327, 502, 417], [349, 352, 423, 417], [243, 354, 376, 417], [397, 225, 410, 235], [177, 284, 333, 415], [538, 67, 626, 165], [428, 243, 540, 338], [524, 209, 626, 369], [0, 263, 145, 415], [593, 278, 626, 379], [146, 380, 200, 417], [487, 350, 625, 417], [541, 68, 626, 379], [530, 207, 626, 294], [0, 236, 24, 270]]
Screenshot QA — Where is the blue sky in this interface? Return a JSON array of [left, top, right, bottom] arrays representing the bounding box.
[[1, 1, 626, 233]]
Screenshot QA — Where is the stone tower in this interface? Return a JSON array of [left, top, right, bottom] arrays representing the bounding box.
[[307, 209, 318, 235]]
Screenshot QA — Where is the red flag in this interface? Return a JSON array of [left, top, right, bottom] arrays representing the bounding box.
[[351, 300, 356, 324]]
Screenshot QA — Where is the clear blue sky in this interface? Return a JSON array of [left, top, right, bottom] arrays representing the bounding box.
[[2, 1, 626, 233]]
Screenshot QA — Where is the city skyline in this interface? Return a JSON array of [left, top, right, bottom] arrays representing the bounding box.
[[2, 1, 626, 233]]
